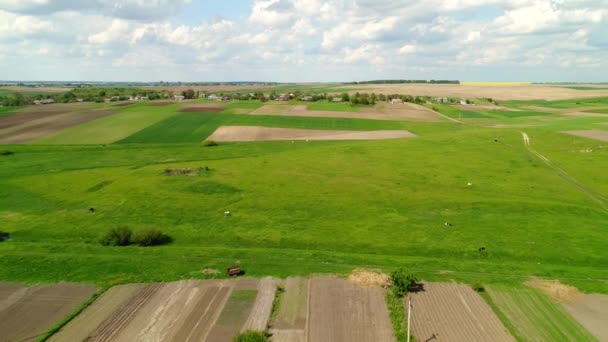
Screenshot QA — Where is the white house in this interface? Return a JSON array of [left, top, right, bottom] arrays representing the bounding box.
[[460, 100, 467, 105], [173, 95, 185, 101], [391, 98, 403, 104]]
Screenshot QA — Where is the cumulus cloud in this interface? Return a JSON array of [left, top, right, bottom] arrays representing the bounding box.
[[0, 0, 607, 81]]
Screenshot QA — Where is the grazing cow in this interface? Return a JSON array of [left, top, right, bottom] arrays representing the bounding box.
[[494, 139, 498, 142], [89, 208, 95, 213], [479, 247, 486, 251], [444, 222, 452, 227], [224, 211, 231, 217]]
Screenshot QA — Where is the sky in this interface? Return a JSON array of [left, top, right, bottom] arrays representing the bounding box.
[[0, 0, 607, 82]]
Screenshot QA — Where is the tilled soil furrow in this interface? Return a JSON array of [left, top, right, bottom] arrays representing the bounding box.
[[88, 283, 164, 342]]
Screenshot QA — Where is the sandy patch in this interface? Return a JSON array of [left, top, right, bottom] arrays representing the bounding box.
[[348, 269, 389, 288], [562, 294, 608, 341], [207, 126, 416, 142], [0, 283, 96, 342], [562, 130, 608, 142], [407, 282, 513, 342], [525, 279, 581, 303]]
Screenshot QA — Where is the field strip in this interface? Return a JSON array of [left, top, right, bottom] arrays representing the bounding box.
[[198, 284, 233, 342], [207, 125, 416, 141], [521, 132, 608, 211]]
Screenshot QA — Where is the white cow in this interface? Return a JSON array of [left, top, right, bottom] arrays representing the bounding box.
[[224, 211, 232, 217]]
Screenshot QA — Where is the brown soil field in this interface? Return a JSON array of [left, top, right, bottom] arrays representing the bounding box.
[[562, 294, 608, 341], [308, 276, 395, 342], [562, 130, 608, 142], [271, 277, 309, 342], [53, 278, 276, 342], [406, 282, 513, 342], [49, 284, 144, 342], [0, 110, 114, 144], [344, 84, 608, 100], [207, 126, 416, 142], [250, 103, 442, 121], [0, 103, 93, 129], [0, 283, 96, 342]]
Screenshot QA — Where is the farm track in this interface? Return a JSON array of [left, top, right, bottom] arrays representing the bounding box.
[[88, 283, 164, 342], [521, 132, 608, 211]]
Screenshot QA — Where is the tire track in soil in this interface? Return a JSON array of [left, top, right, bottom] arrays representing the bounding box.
[[87, 283, 165, 342]]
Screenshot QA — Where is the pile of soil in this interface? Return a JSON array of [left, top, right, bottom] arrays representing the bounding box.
[[163, 167, 206, 176]]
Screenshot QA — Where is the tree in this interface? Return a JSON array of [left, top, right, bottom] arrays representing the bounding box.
[[391, 268, 417, 297], [182, 89, 195, 99]]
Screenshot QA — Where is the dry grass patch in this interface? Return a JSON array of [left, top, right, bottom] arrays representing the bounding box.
[[348, 269, 389, 288], [525, 279, 581, 303]]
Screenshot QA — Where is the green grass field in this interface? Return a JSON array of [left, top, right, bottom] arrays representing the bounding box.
[[503, 97, 608, 109], [485, 285, 596, 341], [584, 108, 608, 114], [0, 106, 19, 117], [0, 98, 607, 303]]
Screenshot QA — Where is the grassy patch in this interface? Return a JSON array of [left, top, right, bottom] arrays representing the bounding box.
[[385, 291, 408, 342], [504, 97, 608, 109], [485, 285, 595, 341], [584, 108, 608, 114], [0, 106, 19, 117]]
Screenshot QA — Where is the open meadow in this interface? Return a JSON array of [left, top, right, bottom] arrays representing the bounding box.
[[0, 84, 607, 341]]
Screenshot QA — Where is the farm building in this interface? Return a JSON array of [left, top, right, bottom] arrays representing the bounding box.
[[33, 99, 55, 105], [332, 97, 343, 102], [391, 98, 403, 104], [301, 96, 313, 101], [208, 95, 217, 100], [173, 95, 185, 101]]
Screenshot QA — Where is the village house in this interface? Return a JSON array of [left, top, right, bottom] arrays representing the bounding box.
[[33, 99, 55, 105], [173, 95, 185, 101], [332, 97, 342, 102], [391, 98, 403, 104], [301, 95, 313, 101]]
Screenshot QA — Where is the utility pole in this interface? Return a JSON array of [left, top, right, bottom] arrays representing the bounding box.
[[407, 297, 411, 342]]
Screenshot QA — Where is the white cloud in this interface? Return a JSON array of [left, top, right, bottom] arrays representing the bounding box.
[[0, 0, 607, 81]]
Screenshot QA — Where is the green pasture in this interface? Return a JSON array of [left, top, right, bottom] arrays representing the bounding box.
[[584, 108, 608, 114], [307, 100, 361, 112], [503, 97, 608, 109], [0, 106, 19, 117], [1, 122, 607, 291]]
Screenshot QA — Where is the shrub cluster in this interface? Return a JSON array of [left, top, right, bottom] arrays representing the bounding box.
[[100, 227, 171, 247], [203, 140, 218, 147], [233, 330, 268, 342], [390, 268, 418, 298]]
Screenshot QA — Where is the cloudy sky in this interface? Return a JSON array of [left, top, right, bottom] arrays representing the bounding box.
[[1, 0, 607, 82]]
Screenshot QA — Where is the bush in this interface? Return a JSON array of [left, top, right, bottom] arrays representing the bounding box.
[[390, 268, 417, 298], [233, 330, 268, 342], [472, 282, 485, 292], [203, 140, 218, 147], [100, 227, 132, 246], [0, 150, 14, 156], [0, 231, 10, 241], [133, 228, 171, 246]]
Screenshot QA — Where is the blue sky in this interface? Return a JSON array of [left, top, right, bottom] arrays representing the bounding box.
[[0, 0, 607, 82]]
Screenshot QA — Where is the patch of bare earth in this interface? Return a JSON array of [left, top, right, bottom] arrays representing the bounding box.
[[179, 103, 225, 113], [207, 126, 416, 142], [524, 279, 581, 303], [562, 130, 608, 142], [0, 283, 96, 342], [251, 104, 297, 115], [562, 294, 608, 341], [148, 101, 175, 106], [271, 277, 308, 342], [406, 282, 513, 342], [342, 84, 608, 100], [0, 103, 95, 130], [308, 276, 395, 342], [163, 167, 206, 176], [0, 110, 114, 144], [206, 279, 259, 341]]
